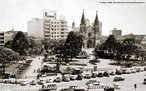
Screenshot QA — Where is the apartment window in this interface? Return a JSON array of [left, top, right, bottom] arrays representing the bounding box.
[[0, 37, 4, 39], [61, 32, 64, 34], [46, 28, 50, 30], [45, 31, 50, 33], [45, 35, 50, 37], [0, 34, 4, 36], [61, 35, 64, 37]]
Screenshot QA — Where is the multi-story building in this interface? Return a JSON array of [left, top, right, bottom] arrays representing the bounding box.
[[27, 18, 44, 38], [0, 31, 4, 47], [141, 35, 146, 44], [4, 29, 18, 44], [43, 10, 68, 40], [112, 28, 122, 39]]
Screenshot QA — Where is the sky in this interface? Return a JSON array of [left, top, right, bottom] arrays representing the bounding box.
[[0, 0, 146, 35]]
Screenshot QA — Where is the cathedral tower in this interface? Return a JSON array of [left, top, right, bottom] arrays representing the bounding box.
[[79, 10, 86, 37], [93, 11, 99, 47]]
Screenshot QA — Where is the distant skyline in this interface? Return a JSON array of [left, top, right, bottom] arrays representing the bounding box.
[[0, 0, 146, 35]]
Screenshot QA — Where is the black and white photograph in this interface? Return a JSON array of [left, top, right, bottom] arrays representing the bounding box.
[[0, 0, 146, 91]]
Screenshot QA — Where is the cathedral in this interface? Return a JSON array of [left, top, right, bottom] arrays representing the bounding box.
[[78, 10, 101, 48]]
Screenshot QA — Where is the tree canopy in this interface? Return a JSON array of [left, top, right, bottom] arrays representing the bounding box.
[[11, 31, 29, 56], [65, 31, 83, 60], [0, 47, 20, 74]]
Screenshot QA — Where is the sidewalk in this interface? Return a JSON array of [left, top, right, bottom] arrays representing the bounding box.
[[22, 56, 44, 79]]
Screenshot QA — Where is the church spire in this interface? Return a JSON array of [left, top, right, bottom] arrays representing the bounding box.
[[72, 21, 75, 28], [81, 9, 85, 25], [94, 11, 99, 26]]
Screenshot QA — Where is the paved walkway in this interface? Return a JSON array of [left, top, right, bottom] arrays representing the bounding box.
[[22, 56, 44, 79]]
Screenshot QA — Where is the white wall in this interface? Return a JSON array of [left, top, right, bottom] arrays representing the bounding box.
[[27, 18, 44, 38]]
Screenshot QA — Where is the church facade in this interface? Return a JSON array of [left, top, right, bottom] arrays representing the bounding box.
[[78, 10, 101, 48]]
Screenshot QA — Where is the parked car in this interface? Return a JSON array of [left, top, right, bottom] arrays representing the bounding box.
[[91, 73, 97, 78], [54, 77, 61, 82], [72, 68, 83, 75], [113, 82, 121, 90], [110, 71, 115, 76], [143, 78, 146, 84], [76, 74, 83, 80], [62, 75, 70, 82], [87, 80, 105, 89], [37, 78, 45, 85], [89, 59, 100, 65], [29, 80, 37, 85], [97, 73, 103, 77], [121, 69, 131, 74], [114, 77, 125, 81], [144, 67, 146, 71], [103, 71, 110, 77], [115, 70, 122, 75], [84, 74, 91, 79], [130, 68, 136, 73], [20, 80, 29, 86], [46, 78, 54, 83], [86, 80, 99, 85], [69, 75, 75, 80], [135, 67, 141, 72]]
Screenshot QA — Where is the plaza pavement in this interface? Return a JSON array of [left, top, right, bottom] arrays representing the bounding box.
[[22, 56, 44, 79]]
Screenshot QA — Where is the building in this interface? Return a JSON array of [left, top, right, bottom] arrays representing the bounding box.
[[112, 28, 122, 39], [0, 31, 4, 47], [27, 18, 44, 38], [43, 10, 69, 40], [79, 10, 102, 48], [122, 33, 145, 44], [4, 28, 28, 44], [141, 35, 146, 44], [70, 21, 79, 33]]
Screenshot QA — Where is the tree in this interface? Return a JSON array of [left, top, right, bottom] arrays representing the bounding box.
[[123, 38, 138, 61], [28, 39, 43, 55], [0, 47, 20, 74], [4, 40, 12, 49], [64, 31, 83, 62], [98, 35, 117, 59], [11, 31, 29, 56]]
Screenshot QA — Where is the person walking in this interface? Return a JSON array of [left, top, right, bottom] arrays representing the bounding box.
[[134, 84, 137, 89]]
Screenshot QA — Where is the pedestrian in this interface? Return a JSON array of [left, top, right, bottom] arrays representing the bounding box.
[[134, 84, 137, 89], [37, 74, 39, 79], [91, 69, 93, 74], [34, 69, 36, 73]]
